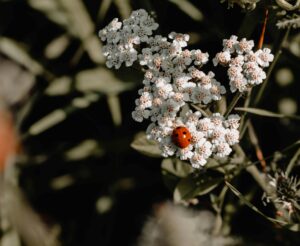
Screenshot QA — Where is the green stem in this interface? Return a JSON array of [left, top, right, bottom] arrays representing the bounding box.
[[224, 92, 242, 118]]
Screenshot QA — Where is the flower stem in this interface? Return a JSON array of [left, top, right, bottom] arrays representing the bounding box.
[[224, 92, 242, 118]]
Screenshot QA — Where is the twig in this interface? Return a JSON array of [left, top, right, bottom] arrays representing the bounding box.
[[224, 92, 242, 118]]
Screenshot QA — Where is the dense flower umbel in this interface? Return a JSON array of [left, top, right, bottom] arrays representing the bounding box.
[[146, 112, 240, 168], [213, 35, 274, 93], [99, 9, 243, 168]]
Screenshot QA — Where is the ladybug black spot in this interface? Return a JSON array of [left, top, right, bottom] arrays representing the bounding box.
[[175, 133, 179, 137], [183, 131, 187, 134]]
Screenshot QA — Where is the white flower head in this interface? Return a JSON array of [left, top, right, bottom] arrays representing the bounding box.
[[213, 51, 231, 66], [223, 35, 238, 53], [192, 49, 209, 66], [256, 48, 274, 67], [235, 38, 254, 54], [168, 32, 190, 47]]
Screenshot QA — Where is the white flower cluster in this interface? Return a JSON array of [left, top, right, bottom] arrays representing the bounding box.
[[99, 9, 158, 69], [213, 35, 274, 93], [99, 9, 243, 168], [146, 112, 240, 168]]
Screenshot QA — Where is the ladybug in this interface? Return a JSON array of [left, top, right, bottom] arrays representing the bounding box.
[[172, 126, 192, 148]]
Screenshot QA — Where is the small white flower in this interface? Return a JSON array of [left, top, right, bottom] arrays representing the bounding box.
[[182, 82, 197, 101], [223, 35, 238, 53], [191, 87, 211, 104], [188, 66, 205, 80], [213, 51, 231, 66], [210, 113, 224, 127], [136, 91, 153, 109], [139, 48, 153, 66], [197, 118, 213, 137], [168, 32, 190, 47], [256, 48, 274, 67], [155, 83, 173, 99], [132, 107, 150, 122], [196, 139, 212, 158], [106, 54, 122, 69], [235, 38, 254, 54], [229, 55, 244, 67], [157, 115, 175, 128], [214, 142, 232, 158], [161, 141, 177, 157], [210, 81, 226, 101], [133, 25, 151, 42], [198, 71, 215, 89], [140, 15, 159, 34], [174, 73, 192, 89], [229, 74, 248, 93], [244, 51, 258, 63], [121, 48, 138, 67], [225, 128, 240, 145], [227, 65, 243, 80], [173, 52, 192, 69], [177, 145, 194, 160], [99, 18, 122, 41], [191, 152, 207, 168], [243, 62, 266, 85], [210, 126, 226, 145], [224, 114, 240, 129], [192, 49, 209, 66], [161, 99, 181, 118]]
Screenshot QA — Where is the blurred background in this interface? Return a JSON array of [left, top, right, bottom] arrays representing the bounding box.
[[0, 0, 300, 245]]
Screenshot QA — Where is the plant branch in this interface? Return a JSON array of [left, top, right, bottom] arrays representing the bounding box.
[[224, 92, 242, 118]]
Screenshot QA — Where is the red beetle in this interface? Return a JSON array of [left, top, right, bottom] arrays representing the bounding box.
[[172, 126, 192, 148]]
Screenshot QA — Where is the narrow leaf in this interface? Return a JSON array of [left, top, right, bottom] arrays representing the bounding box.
[[44, 34, 70, 59], [76, 67, 134, 95], [235, 107, 300, 120], [107, 94, 122, 127], [0, 37, 44, 75], [168, 0, 203, 21]]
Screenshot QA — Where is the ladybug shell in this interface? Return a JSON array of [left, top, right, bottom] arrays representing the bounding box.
[[172, 126, 192, 149]]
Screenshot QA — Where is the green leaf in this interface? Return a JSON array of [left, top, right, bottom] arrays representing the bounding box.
[[26, 94, 101, 137], [130, 132, 162, 158], [0, 37, 44, 76], [28, 0, 105, 64], [235, 107, 300, 120], [97, 0, 113, 21], [168, 0, 203, 21], [174, 170, 223, 203], [114, 0, 132, 19], [44, 34, 70, 59], [75, 67, 134, 95], [65, 139, 104, 161], [45, 76, 72, 96], [161, 158, 192, 192], [107, 95, 122, 127], [161, 158, 193, 178]]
